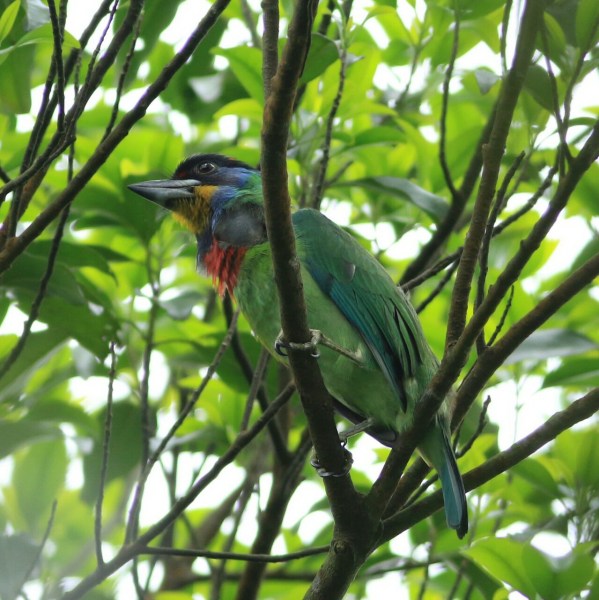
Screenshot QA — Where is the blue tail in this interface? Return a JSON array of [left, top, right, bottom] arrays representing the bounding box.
[[438, 429, 468, 538]]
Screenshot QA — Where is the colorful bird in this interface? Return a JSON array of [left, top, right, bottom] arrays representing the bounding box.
[[129, 154, 468, 538]]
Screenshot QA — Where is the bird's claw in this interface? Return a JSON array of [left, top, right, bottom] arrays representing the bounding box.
[[310, 446, 353, 478], [274, 330, 321, 359]]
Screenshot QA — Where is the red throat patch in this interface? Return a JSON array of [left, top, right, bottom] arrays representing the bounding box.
[[203, 240, 247, 297]]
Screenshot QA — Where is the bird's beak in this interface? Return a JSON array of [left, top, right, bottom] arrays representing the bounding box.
[[127, 179, 201, 209]]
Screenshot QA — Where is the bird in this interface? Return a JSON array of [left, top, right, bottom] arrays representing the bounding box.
[[128, 153, 468, 538]]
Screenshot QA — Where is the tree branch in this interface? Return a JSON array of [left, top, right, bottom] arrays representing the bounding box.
[[61, 381, 294, 600], [384, 388, 599, 541], [445, 0, 544, 348], [454, 246, 599, 428], [261, 0, 361, 515], [0, 0, 232, 275]]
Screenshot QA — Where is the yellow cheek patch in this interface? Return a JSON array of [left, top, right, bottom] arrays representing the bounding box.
[[172, 185, 217, 233]]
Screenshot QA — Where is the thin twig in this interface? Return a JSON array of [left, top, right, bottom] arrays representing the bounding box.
[[210, 478, 256, 600], [222, 295, 290, 460], [445, 0, 544, 349], [500, 0, 512, 75], [0, 165, 9, 184], [402, 252, 461, 292], [0, 0, 232, 276], [487, 285, 514, 347], [310, 37, 347, 209], [416, 541, 434, 600], [102, 11, 143, 141], [415, 259, 459, 313], [17, 501, 58, 597], [540, 25, 571, 170], [126, 309, 241, 544], [47, 0, 66, 129], [439, 10, 460, 202], [384, 388, 599, 541], [142, 544, 329, 563], [95, 342, 118, 567], [454, 225, 599, 429], [0, 205, 71, 381], [475, 151, 525, 352], [240, 0, 261, 48], [262, 0, 279, 99], [62, 382, 294, 600], [240, 349, 270, 431], [456, 396, 491, 458]]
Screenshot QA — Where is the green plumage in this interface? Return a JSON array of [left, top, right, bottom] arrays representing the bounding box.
[[128, 154, 468, 538]]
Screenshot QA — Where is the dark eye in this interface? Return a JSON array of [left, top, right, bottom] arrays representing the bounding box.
[[198, 162, 216, 174]]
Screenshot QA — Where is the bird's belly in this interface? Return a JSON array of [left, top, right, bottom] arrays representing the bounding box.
[[236, 253, 404, 432]]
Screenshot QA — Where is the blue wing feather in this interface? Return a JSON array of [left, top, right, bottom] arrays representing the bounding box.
[[293, 209, 427, 413]]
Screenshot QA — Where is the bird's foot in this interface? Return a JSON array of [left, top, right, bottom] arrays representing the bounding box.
[[274, 329, 363, 364], [310, 446, 354, 478], [338, 417, 376, 445], [275, 329, 322, 358]]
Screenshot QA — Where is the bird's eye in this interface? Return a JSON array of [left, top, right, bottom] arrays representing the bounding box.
[[198, 162, 216, 174]]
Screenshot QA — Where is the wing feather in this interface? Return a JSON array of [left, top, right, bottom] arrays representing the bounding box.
[[293, 209, 426, 413]]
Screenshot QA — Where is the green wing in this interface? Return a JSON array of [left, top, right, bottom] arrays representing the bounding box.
[[293, 209, 427, 412]]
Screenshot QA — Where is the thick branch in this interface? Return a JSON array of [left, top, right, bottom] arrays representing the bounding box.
[[454, 247, 599, 427], [445, 0, 543, 347], [261, 4, 382, 598], [383, 388, 599, 540], [400, 99, 496, 285], [260, 0, 361, 517]]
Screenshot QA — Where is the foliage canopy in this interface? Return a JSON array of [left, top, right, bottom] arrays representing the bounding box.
[[0, 0, 598, 599]]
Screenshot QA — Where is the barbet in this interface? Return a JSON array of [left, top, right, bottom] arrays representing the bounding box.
[[129, 154, 468, 538]]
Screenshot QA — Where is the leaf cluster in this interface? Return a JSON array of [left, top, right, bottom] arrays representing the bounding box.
[[0, 1, 597, 599]]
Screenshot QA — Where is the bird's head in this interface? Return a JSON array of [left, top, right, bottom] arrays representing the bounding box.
[[128, 153, 266, 248]]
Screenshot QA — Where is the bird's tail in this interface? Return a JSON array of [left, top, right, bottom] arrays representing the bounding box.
[[437, 429, 468, 538]]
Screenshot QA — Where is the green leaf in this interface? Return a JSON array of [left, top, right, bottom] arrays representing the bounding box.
[[28, 240, 115, 278], [0, 330, 68, 405], [504, 328, 598, 365], [213, 46, 263, 104], [466, 538, 536, 598], [0, 22, 79, 66], [3, 247, 87, 305], [0, 44, 33, 113], [301, 33, 339, 83], [332, 177, 449, 222], [0, 419, 62, 458], [353, 126, 405, 147], [512, 457, 561, 498], [13, 438, 67, 531], [28, 398, 98, 437], [158, 289, 204, 320], [22, 0, 48, 31], [523, 64, 555, 112], [82, 401, 144, 504], [0, 533, 39, 600], [543, 356, 599, 389], [540, 13, 567, 61], [0, 0, 19, 45], [474, 68, 500, 94], [214, 98, 263, 121], [13, 22, 79, 49], [522, 545, 595, 600], [576, 0, 599, 48], [554, 428, 599, 487]]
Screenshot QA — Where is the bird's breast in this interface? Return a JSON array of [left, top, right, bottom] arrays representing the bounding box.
[[203, 241, 247, 297]]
